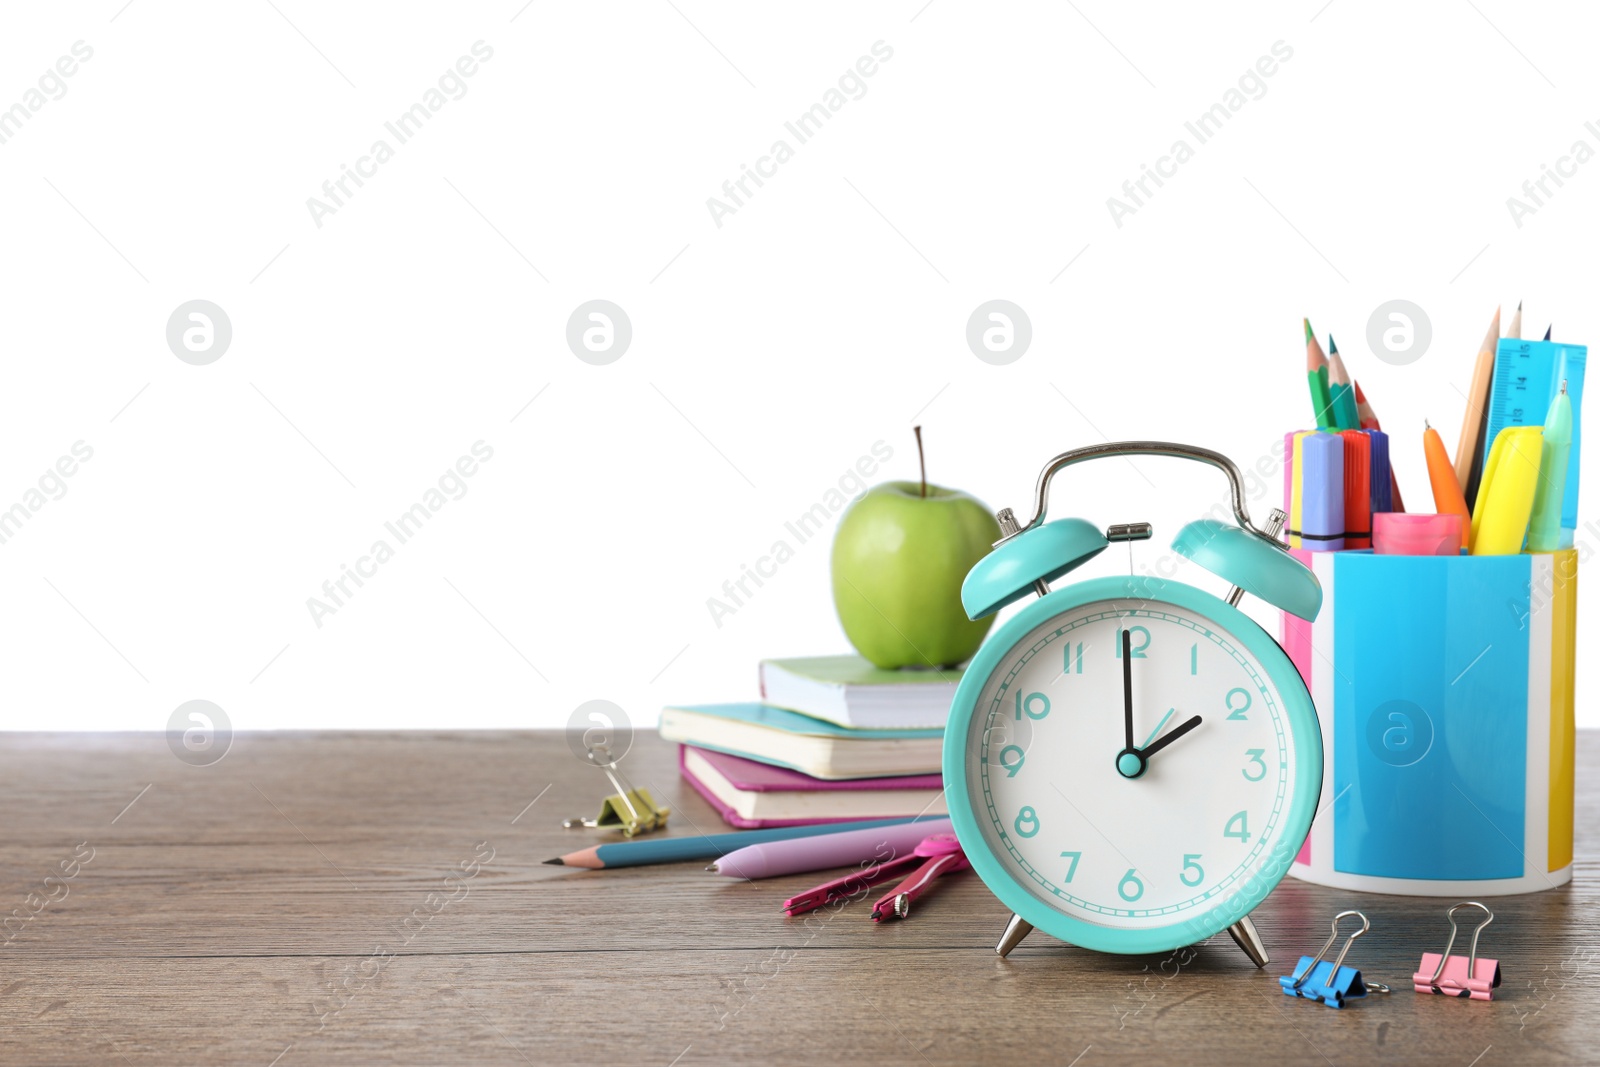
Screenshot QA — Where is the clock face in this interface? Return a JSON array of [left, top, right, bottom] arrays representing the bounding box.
[[954, 587, 1312, 947]]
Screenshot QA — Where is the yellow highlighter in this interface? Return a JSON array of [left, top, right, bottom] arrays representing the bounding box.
[[1288, 431, 1311, 549], [1470, 426, 1545, 555]]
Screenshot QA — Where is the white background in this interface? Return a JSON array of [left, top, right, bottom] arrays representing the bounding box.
[[0, 0, 1593, 732]]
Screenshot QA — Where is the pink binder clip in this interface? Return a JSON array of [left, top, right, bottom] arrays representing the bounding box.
[[1413, 902, 1501, 1001]]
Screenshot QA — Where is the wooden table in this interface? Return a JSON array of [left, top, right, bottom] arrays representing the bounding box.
[[2, 730, 1596, 1065]]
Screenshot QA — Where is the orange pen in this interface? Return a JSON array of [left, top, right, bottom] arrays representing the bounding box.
[[1425, 421, 1472, 544]]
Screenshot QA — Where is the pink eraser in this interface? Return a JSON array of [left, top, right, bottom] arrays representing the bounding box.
[[1373, 512, 1463, 556]]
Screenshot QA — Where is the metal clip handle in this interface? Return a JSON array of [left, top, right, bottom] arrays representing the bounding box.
[[1291, 910, 1370, 991], [561, 743, 669, 837], [1428, 902, 1494, 987]]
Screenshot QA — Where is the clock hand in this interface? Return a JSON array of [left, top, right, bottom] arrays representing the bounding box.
[[1114, 629, 1147, 779], [1138, 707, 1176, 751], [1121, 628, 1134, 754], [1139, 714, 1203, 759]]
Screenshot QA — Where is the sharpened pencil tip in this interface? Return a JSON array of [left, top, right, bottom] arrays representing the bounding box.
[[543, 858, 564, 865], [1328, 334, 1338, 354], [1518, 299, 1523, 310], [1303, 318, 1314, 343]]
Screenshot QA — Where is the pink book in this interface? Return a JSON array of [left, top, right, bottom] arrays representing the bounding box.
[[679, 746, 945, 829]]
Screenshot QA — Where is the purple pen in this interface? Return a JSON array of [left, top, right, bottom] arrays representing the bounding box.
[[709, 817, 953, 880]]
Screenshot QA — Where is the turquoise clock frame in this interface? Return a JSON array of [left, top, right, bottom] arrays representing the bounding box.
[[946, 441, 1323, 960], [943, 575, 1324, 956]]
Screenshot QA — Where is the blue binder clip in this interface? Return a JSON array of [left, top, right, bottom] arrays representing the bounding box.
[[1280, 910, 1391, 1008]]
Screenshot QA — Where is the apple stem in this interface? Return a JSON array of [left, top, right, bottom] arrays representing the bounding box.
[[914, 425, 927, 498]]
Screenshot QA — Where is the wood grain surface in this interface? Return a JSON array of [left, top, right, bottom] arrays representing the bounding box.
[[0, 729, 1595, 1066]]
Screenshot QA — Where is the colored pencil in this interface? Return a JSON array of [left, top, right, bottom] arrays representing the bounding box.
[[1426, 420, 1473, 540], [1327, 335, 1361, 431], [543, 817, 924, 869], [1453, 306, 1501, 493], [1354, 380, 1406, 512], [1305, 319, 1336, 429], [1507, 299, 1522, 340]]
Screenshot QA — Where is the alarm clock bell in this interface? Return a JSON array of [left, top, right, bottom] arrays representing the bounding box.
[[963, 450, 1320, 626]]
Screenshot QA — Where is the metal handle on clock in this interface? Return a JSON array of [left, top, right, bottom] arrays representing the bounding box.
[[1003, 440, 1283, 548]]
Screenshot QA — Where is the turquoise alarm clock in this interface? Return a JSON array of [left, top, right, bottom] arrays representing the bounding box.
[[943, 442, 1324, 966]]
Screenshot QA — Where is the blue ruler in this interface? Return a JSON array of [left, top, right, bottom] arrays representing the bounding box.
[[1484, 339, 1586, 533]]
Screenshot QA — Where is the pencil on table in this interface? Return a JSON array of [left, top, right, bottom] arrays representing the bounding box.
[[542, 817, 922, 870]]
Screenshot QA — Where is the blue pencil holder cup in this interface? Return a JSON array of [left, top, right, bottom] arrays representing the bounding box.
[[1281, 548, 1577, 895]]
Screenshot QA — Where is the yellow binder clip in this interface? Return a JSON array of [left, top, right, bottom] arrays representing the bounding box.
[[562, 744, 670, 837]]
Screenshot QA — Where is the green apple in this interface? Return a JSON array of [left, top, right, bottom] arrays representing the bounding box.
[[831, 480, 1001, 669]]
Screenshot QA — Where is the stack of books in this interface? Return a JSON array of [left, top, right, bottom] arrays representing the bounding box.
[[661, 655, 958, 829]]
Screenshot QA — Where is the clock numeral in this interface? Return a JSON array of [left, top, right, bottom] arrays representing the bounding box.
[[999, 744, 1026, 778], [1014, 691, 1051, 721], [1225, 687, 1252, 721], [1113, 625, 1150, 659], [1014, 806, 1040, 839], [1060, 851, 1081, 882], [1242, 748, 1267, 782], [1117, 868, 1144, 902], [1180, 853, 1205, 887], [1062, 642, 1084, 674], [1190, 643, 1198, 675], [1224, 810, 1251, 843]]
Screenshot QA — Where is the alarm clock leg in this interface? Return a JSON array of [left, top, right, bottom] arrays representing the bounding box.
[[995, 913, 1034, 957], [1226, 915, 1269, 967]]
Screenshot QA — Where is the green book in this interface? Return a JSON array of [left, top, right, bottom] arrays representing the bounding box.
[[659, 703, 942, 780], [758, 654, 962, 730]]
